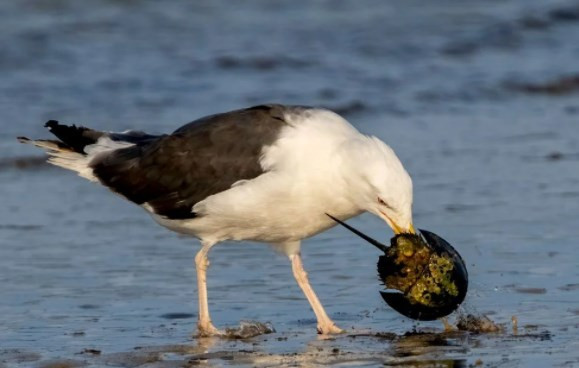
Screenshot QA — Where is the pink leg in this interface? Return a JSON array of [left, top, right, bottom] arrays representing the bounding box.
[[195, 242, 222, 336], [290, 253, 343, 334]]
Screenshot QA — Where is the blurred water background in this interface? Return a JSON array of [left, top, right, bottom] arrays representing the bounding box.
[[1, 0, 578, 367]]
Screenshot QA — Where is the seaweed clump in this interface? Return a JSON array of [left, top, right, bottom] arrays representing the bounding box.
[[456, 314, 502, 333]]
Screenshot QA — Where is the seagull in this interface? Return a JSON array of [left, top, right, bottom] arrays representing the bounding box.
[[18, 104, 415, 336]]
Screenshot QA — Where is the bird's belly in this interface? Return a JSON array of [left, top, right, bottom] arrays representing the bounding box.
[[222, 200, 361, 243], [150, 214, 325, 243], [154, 171, 362, 243], [151, 199, 361, 244], [239, 213, 337, 243]]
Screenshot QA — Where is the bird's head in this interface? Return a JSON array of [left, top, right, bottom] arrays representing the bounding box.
[[343, 136, 415, 235]]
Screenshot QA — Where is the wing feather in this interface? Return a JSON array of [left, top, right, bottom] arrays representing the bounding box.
[[91, 104, 289, 219]]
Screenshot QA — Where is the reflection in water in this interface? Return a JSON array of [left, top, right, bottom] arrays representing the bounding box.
[[384, 359, 467, 368]]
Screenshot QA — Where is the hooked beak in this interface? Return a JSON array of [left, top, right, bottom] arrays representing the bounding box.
[[379, 210, 416, 235]]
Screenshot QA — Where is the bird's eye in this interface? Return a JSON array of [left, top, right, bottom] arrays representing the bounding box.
[[378, 197, 393, 209]]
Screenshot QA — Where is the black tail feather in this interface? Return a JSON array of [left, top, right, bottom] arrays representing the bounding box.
[[44, 120, 103, 154]]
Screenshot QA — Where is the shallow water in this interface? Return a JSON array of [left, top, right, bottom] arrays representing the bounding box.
[[1, 0, 579, 367]]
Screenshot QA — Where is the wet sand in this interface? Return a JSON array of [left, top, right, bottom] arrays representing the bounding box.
[[0, 325, 558, 368], [1, 0, 579, 367]]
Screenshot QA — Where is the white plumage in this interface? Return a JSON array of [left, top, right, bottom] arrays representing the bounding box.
[[20, 105, 415, 336]]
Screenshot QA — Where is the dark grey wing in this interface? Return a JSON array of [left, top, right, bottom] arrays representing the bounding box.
[[90, 104, 289, 219]]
